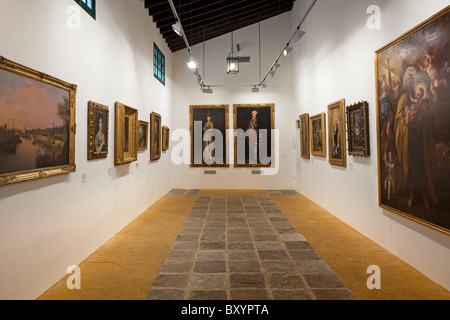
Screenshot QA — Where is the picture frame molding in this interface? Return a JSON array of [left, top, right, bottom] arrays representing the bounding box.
[[114, 102, 139, 165], [327, 99, 347, 167], [347, 101, 370, 158]]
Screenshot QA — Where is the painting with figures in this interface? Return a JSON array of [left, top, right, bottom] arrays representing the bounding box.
[[375, 6, 450, 233]]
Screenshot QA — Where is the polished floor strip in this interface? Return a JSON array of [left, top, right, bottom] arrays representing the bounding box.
[[145, 193, 355, 300]]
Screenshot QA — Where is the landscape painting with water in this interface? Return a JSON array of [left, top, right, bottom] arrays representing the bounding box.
[[0, 56, 76, 186]]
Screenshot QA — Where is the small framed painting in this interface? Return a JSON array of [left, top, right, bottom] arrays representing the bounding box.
[[88, 101, 109, 160], [347, 101, 370, 157], [139, 121, 148, 151], [114, 102, 138, 165], [150, 112, 161, 161], [327, 99, 347, 167], [310, 113, 326, 158], [162, 126, 170, 152], [299, 113, 310, 159]]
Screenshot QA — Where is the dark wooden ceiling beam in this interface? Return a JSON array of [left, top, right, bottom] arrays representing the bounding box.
[[163, 1, 293, 45], [169, 6, 292, 52]]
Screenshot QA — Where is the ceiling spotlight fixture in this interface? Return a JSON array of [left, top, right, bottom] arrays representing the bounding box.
[[226, 32, 239, 75], [252, 86, 259, 93], [262, 82, 267, 88], [292, 29, 306, 43], [283, 46, 293, 57], [205, 87, 213, 94], [187, 61, 197, 69], [172, 20, 183, 37]]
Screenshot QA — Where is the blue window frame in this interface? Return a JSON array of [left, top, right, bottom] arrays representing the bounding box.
[[74, 0, 96, 20], [154, 43, 166, 86]]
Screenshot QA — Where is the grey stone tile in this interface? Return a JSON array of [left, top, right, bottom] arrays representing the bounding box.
[[230, 289, 270, 300], [303, 274, 346, 289], [199, 241, 226, 250], [229, 273, 265, 289], [160, 260, 194, 273], [261, 260, 298, 273], [267, 273, 305, 289], [271, 290, 312, 300], [284, 241, 313, 251], [196, 251, 226, 261], [152, 274, 190, 288], [228, 260, 261, 273], [312, 289, 356, 300], [227, 234, 252, 242], [176, 234, 200, 241], [190, 274, 227, 289], [194, 261, 227, 273], [171, 241, 198, 250], [227, 228, 250, 235], [280, 233, 307, 242], [258, 250, 290, 261], [254, 241, 285, 251], [201, 233, 226, 241], [253, 234, 279, 241], [228, 241, 255, 251], [146, 289, 186, 300], [166, 250, 197, 260], [296, 260, 334, 274], [289, 250, 322, 261], [189, 290, 228, 300], [228, 250, 259, 261]]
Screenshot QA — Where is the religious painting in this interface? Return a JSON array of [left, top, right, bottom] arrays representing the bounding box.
[[0, 56, 77, 186], [234, 104, 275, 167], [88, 101, 109, 160], [375, 6, 450, 234], [115, 102, 138, 165], [299, 113, 310, 159], [190, 105, 229, 167], [347, 101, 370, 157], [138, 121, 148, 151], [150, 112, 161, 161], [327, 99, 347, 167], [162, 126, 170, 152], [310, 113, 326, 158]]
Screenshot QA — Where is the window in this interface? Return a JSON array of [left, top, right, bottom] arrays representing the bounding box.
[[74, 0, 96, 20], [154, 43, 166, 86]]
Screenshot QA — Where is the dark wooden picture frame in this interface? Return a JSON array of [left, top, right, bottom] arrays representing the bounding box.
[[347, 101, 370, 158]]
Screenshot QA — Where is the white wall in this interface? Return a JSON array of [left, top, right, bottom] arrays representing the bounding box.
[[291, 0, 450, 290], [171, 13, 298, 190], [0, 0, 174, 299]]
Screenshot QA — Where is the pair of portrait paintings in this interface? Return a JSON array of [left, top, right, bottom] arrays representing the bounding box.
[[88, 102, 169, 165], [189, 104, 275, 168], [0, 6, 448, 234]]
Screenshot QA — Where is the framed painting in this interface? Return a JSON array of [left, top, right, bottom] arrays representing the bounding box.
[[190, 105, 229, 167], [150, 112, 161, 161], [327, 99, 347, 167], [234, 104, 275, 167], [347, 101, 370, 157], [310, 113, 326, 158], [88, 101, 109, 160], [375, 6, 450, 234], [0, 56, 77, 186], [299, 113, 310, 159], [114, 102, 138, 165], [139, 121, 148, 151], [162, 126, 169, 152]]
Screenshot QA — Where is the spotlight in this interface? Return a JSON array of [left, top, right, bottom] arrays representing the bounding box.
[[205, 87, 213, 94], [252, 86, 259, 93], [187, 61, 197, 69], [292, 29, 305, 43], [283, 46, 293, 56], [172, 21, 183, 37]]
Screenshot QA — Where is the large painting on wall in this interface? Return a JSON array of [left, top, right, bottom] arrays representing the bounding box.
[[234, 104, 275, 167], [190, 105, 229, 167], [375, 6, 450, 234], [0, 56, 77, 186]]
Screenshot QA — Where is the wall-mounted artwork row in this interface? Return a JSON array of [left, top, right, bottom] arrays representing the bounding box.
[[0, 56, 77, 186], [375, 5, 449, 234]]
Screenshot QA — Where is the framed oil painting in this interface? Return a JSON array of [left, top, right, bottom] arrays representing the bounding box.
[[310, 113, 326, 158], [0, 56, 77, 186], [114, 102, 138, 165], [234, 104, 275, 167], [190, 105, 229, 167], [327, 99, 347, 167], [139, 121, 148, 151], [88, 101, 108, 160], [347, 101, 370, 157], [162, 126, 169, 152], [150, 112, 161, 161], [375, 6, 450, 234], [299, 113, 310, 159]]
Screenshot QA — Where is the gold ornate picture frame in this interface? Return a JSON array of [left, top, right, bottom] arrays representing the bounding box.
[[162, 126, 169, 152], [327, 99, 347, 167], [0, 56, 77, 186], [310, 113, 326, 158], [299, 113, 310, 160], [347, 101, 370, 158], [234, 104, 275, 168], [139, 121, 148, 151], [114, 102, 138, 165], [88, 101, 109, 160], [150, 112, 162, 161], [190, 105, 229, 168], [375, 6, 450, 234]]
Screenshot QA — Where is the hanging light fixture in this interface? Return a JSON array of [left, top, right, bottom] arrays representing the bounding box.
[[226, 32, 239, 75]]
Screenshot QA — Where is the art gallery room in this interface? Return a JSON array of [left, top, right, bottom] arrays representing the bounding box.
[[0, 0, 449, 304]]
